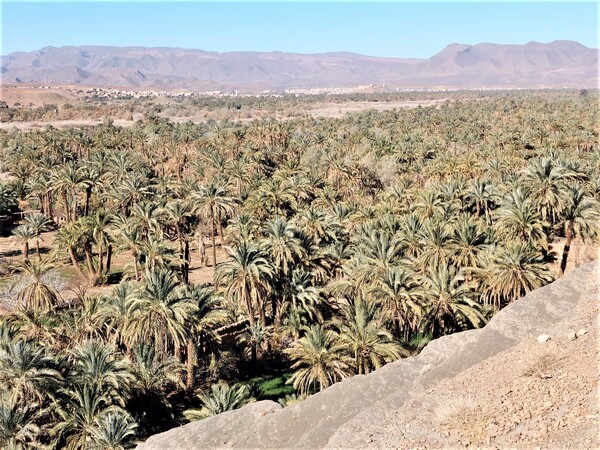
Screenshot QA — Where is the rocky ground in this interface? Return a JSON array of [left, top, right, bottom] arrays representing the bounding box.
[[138, 261, 599, 450], [348, 287, 599, 449]]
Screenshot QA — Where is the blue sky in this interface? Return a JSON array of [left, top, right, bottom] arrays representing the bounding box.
[[1, 1, 598, 57]]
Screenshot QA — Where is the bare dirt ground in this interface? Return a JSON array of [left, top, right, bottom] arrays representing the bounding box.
[[0, 225, 227, 310], [1, 83, 449, 130], [367, 280, 599, 449], [0, 85, 78, 107]]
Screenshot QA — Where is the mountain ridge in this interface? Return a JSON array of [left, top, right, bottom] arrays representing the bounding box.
[[2, 40, 598, 91]]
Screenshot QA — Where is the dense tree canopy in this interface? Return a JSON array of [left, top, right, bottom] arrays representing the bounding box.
[[0, 90, 598, 448]]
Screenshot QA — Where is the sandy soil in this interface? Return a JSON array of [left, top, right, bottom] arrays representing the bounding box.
[[0, 85, 78, 107], [0, 226, 226, 309]]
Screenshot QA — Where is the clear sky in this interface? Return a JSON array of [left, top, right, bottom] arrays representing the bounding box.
[[1, 1, 598, 57]]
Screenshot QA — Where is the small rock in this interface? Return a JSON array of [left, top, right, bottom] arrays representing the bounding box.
[[543, 401, 553, 409], [567, 331, 577, 340], [577, 328, 587, 337], [537, 334, 551, 343]]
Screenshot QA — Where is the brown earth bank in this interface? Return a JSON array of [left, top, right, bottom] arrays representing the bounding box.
[[136, 261, 599, 449]]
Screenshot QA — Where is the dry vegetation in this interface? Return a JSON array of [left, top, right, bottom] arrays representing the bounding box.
[[0, 89, 598, 448]]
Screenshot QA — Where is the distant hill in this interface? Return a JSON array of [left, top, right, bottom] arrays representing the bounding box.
[[1, 41, 597, 91]]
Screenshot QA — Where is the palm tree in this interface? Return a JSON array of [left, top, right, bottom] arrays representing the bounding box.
[[89, 411, 137, 450], [192, 183, 236, 266], [187, 383, 250, 420], [87, 209, 114, 283], [161, 200, 195, 282], [23, 212, 52, 257], [475, 242, 555, 308], [521, 158, 580, 225], [80, 164, 102, 217], [128, 344, 184, 399], [0, 339, 62, 403], [261, 218, 305, 277], [55, 221, 89, 283], [248, 178, 297, 220], [260, 217, 307, 325], [215, 243, 273, 327], [53, 384, 123, 450], [369, 265, 423, 340], [11, 257, 62, 312], [419, 265, 486, 339], [93, 283, 134, 347], [11, 224, 36, 262], [123, 269, 197, 356], [140, 235, 176, 272], [114, 223, 144, 281], [49, 161, 85, 223], [352, 228, 402, 285], [69, 341, 133, 402], [9, 309, 58, 346], [557, 187, 600, 276], [185, 286, 226, 392], [285, 324, 352, 395], [337, 298, 406, 375], [0, 392, 43, 449], [496, 189, 548, 248], [416, 222, 453, 273], [236, 322, 273, 366], [448, 216, 489, 270], [281, 270, 325, 324], [129, 201, 163, 240], [466, 179, 498, 222]]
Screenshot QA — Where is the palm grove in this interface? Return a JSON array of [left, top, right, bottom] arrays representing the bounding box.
[[0, 91, 598, 448]]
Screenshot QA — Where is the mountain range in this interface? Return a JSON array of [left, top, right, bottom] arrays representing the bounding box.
[[1, 41, 598, 92]]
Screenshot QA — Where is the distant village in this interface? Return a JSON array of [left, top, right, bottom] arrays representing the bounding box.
[[8, 83, 392, 101]]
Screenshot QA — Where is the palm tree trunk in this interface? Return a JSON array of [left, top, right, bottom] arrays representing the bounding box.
[[22, 242, 29, 262], [211, 216, 217, 266], [186, 338, 195, 393], [84, 187, 92, 216], [106, 245, 112, 272], [47, 193, 54, 220], [559, 222, 574, 277], [62, 192, 70, 224], [71, 193, 78, 222], [243, 288, 256, 327], [133, 254, 140, 281], [96, 241, 104, 278], [84, 249, 95, 277], [250, 341, 257, 366], [183, 240, 190, 284], [259, 301, 267, 329], [68, 248, 88, 283], [35, 240, 41, 258]]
